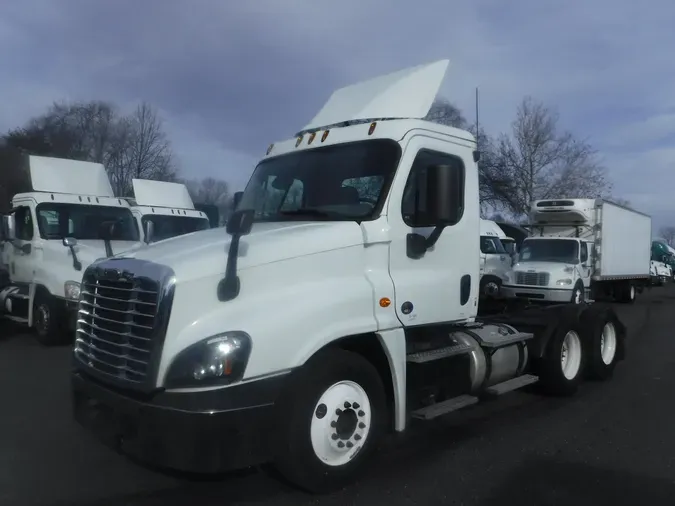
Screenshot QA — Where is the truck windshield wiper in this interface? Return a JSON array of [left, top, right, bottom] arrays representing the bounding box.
[[279, 208, 341, 219]]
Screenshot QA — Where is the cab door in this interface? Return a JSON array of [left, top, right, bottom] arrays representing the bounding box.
[[387, 136, 479, 326], [8, 205, 36, 284]]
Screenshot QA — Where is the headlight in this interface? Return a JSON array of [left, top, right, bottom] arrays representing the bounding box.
[[64, 281, 81, 300], [556, 278, 573, 286], [164, 332, 252, 389]]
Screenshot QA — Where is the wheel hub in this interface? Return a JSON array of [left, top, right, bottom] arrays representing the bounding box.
[[311, 381, 371, 467]]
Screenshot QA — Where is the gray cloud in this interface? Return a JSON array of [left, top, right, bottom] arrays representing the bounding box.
[[2, 0, 675, 226]]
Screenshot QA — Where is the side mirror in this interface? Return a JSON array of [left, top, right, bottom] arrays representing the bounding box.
[[144, 221, 154, 245], [226, 209, 254, 236], [3, 215, 16, 241], [63, 237, 77, 248], [425, 164, 461, 225], [233, 191, 243, 210]]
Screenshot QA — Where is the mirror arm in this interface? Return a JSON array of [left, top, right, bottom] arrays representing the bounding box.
[[425, 224, 447, 249], [69, 246, 82, 271], [217, 234, 242, 301]]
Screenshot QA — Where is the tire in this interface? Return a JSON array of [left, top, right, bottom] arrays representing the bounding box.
[[570, 283, 585, 304], [617, 282, 636, 304], [33, 292, 68, 346], [538, 315, 585, 396], [273, 349, 387, 493], [480, 276, 501, 299], [580, 306, 622, 381]]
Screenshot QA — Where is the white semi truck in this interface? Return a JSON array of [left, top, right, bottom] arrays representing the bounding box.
[[129, 179, 210, 244], [0, 155, 142, 344], [71, 61, 627, 493], [502, 198, 651, 304]]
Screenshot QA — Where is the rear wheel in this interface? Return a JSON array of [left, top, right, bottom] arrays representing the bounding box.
[[581, 306, 623, 380], [274, 349, 387, 493], [539, 316, 585, 396]]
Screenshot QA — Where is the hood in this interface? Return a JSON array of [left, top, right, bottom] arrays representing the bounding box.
[[117, 221, 365, 278], [513, 261, 576, 272], [73, 239, 142, 266]]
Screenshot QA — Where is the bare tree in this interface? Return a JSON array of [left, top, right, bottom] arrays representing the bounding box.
[[1, 100, 177, 198], [184, 177, 231, 222], [111, 102, 176, 196], [659, 226, 675, 246], [424, 98, 468, 128], [488, 96, 610, 217]]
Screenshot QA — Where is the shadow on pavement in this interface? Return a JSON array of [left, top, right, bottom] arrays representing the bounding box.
[[480, 457, 675, 506]]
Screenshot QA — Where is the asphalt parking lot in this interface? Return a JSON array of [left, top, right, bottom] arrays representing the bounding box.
[[2, 286, 675, 506]]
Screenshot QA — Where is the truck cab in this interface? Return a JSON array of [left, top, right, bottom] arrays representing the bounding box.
[[503, 199, 596, 304], [651, 240, 675, 283], [478, 219, 511, 298], [129, 179, 210, 244], [506, 235, 594, 304], [71, 60, 627, 493], [0, 155, 142, 344]]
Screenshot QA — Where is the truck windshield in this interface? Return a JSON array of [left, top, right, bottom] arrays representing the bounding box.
[[519, 239, 579, 263], [141, 215, 210, 242], [480, 236, 507, 254], [239, 139, 401, 222], [501, 239, 516, 255], [36, 203, 139, 241]]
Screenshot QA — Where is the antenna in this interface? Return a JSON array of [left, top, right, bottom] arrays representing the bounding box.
[[475, 87, 480, 150]]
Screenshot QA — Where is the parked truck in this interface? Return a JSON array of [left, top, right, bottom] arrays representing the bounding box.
[[651, 240, 675, 283], [128, 179, 210, 244], [71, 60, 627, 493], [478, 219, 511, 298], [0, 155, 142, 344], [502, 198, 651, 304]]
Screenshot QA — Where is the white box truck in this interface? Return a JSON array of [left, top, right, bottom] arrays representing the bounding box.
[[0, 155, 143, 344], [71, 61, 627, 493], [501, 198, 651, 304]]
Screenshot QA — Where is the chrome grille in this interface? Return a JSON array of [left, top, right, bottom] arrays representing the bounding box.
[[515, 271, 550, 286], [74, 259, 174, 388]]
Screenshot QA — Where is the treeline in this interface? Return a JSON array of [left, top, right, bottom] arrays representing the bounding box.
[[424, 96, 629, 220], [0, 95, 629, 225], [0, 101, 232, 219]]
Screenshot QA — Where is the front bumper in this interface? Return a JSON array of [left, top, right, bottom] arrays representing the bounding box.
[[72, 370, 286, 473], [501, 285, 572, 303]]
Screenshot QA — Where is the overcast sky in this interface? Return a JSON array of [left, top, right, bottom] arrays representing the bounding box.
[[1, 0, 674, 229]]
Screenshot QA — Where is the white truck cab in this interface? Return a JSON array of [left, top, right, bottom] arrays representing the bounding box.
[[478, 219, 511, 298], [502, 198, 651, 304], [0, 155, 142, 344], [129, 179, 210, 244], [71, 60, 627, 493]]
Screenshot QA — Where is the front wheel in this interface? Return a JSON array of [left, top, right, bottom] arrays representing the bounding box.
[[274, 349, 387, 493], [571, 283, 585, 304], [33, 292, 67, 346]]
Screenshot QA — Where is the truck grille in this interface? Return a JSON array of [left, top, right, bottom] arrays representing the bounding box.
[[515, 271, 550, 286], [74, 259, 174, 388]]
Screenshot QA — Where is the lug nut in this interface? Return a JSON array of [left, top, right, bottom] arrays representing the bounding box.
[[358, 410, 365, 417], [330, 421, 336, 428], [336, 408, 342, 415], [358, 422, 366, 429], [353, 402, 360, 409], [344, 401, 351, 409], [331, 433, 338, 440], [354, 434, 362, 440], [346, 441, 353, 448], [337, 441, 345, 448]]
